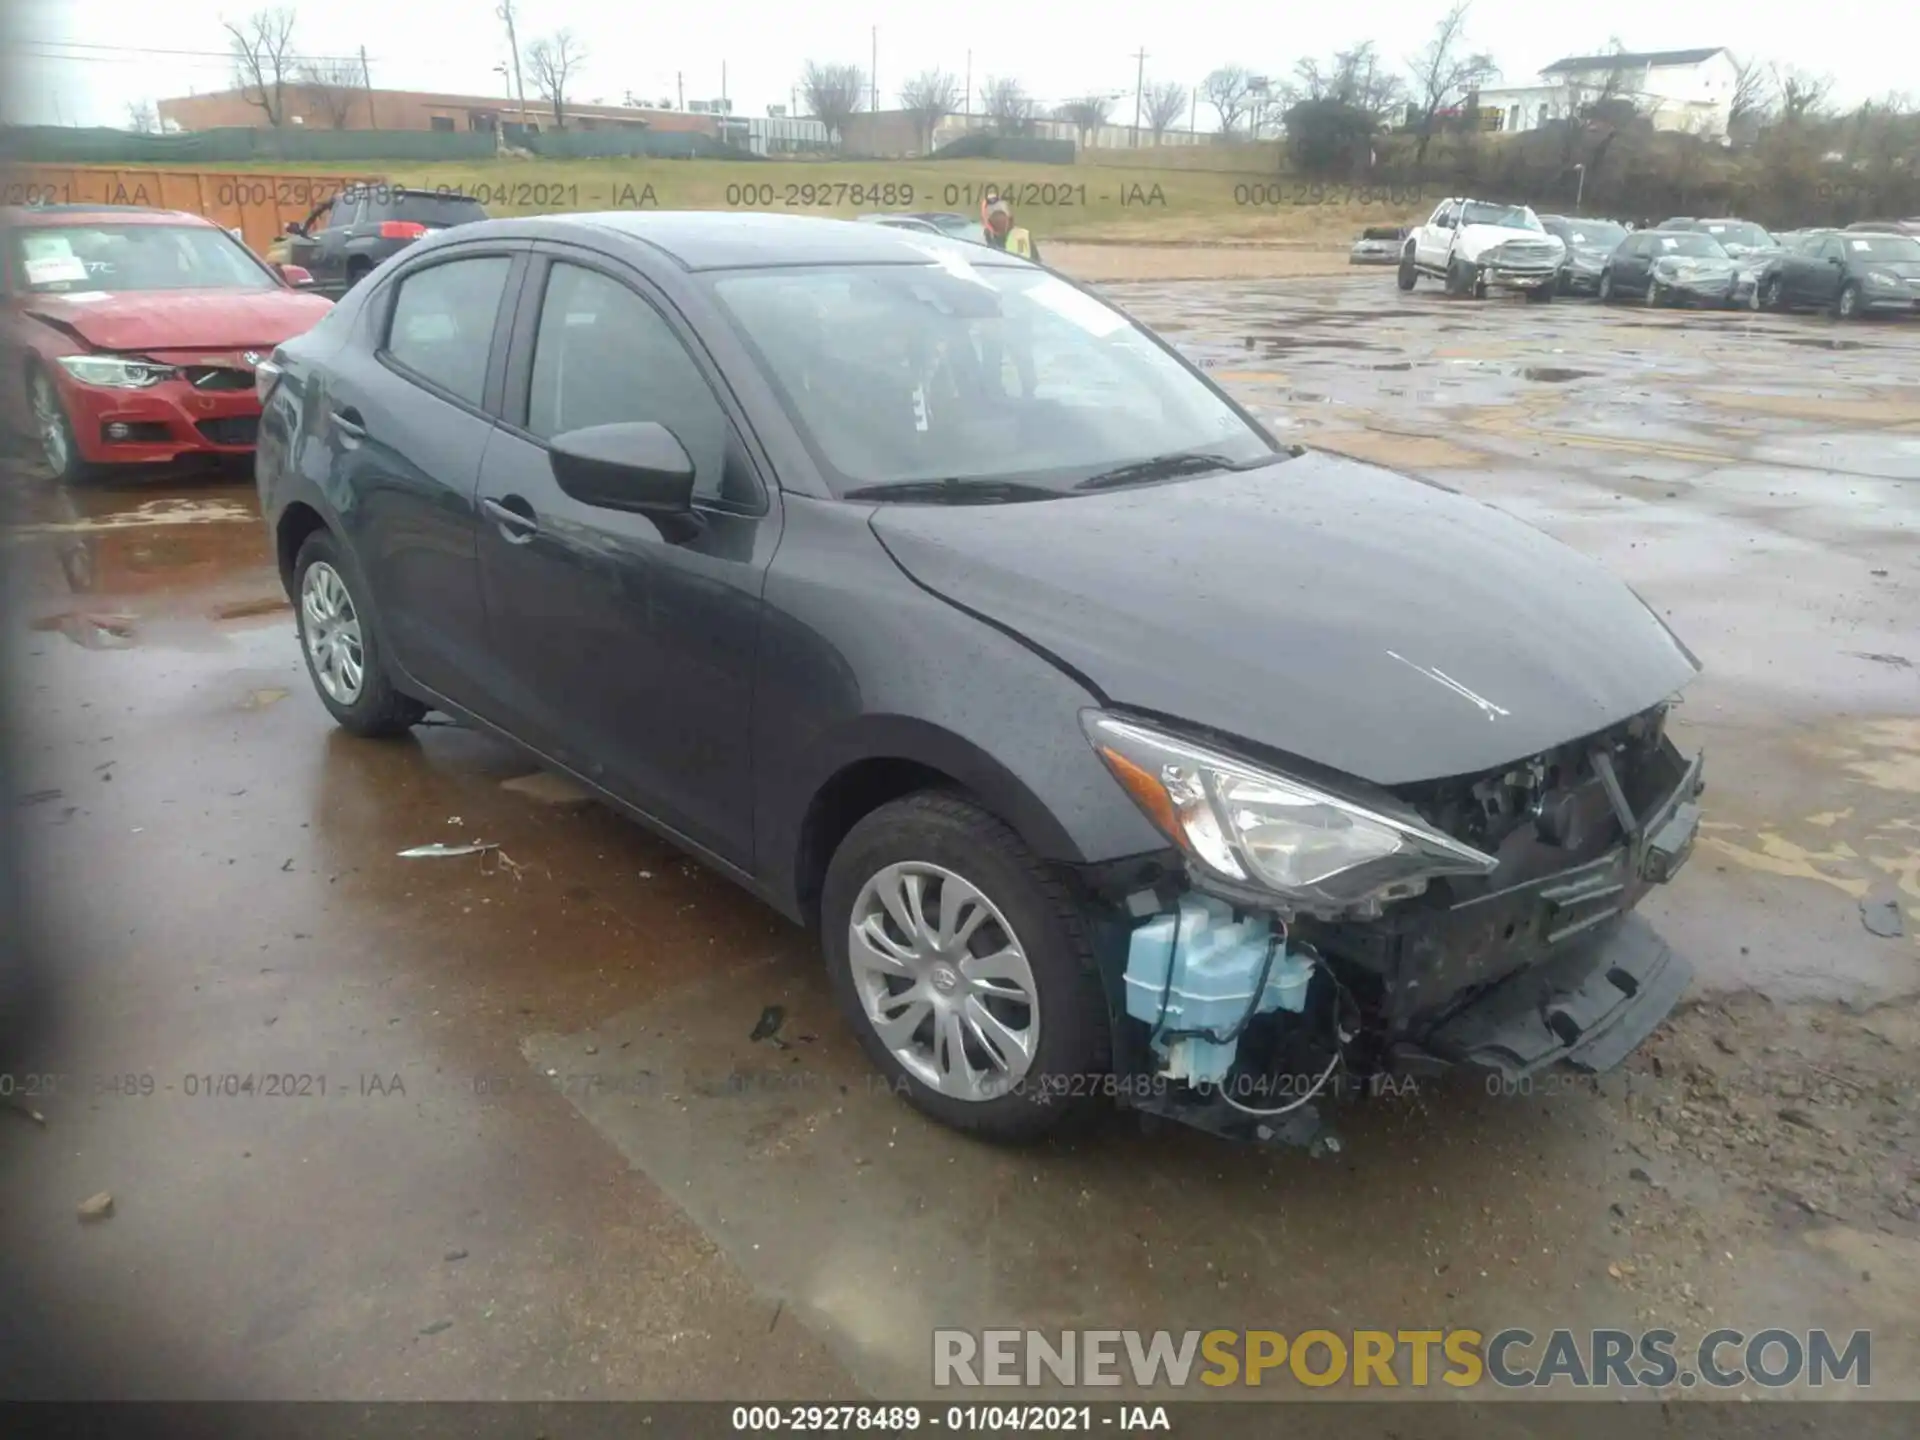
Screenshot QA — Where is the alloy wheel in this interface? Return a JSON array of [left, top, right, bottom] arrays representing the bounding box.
[[300, 561, 366, 704], [31, 372, 71, 476], [846, 861, 1040, 1101]]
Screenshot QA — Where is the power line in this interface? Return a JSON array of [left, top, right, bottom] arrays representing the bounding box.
[[19, 40, 379, 64]]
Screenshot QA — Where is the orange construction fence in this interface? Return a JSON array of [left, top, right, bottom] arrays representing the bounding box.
[[0, 165, 385, 258]]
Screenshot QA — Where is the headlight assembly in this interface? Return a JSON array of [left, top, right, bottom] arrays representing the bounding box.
[[1084, 713, 1497, 914], [1866, 271, 1900, 288], [56, 355, 179, 389]]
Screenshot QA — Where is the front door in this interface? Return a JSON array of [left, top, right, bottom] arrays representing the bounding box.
[[474, 250, 780, 867]]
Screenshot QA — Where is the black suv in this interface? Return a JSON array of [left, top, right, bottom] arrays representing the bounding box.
[[273, 186, 488, 297]]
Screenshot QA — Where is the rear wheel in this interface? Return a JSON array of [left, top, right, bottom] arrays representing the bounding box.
[[293, 531, 426, 737], [821, 791, 1112, 1143]]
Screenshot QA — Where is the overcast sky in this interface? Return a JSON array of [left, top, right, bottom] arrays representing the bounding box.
[[3, 0, 1904, 128]]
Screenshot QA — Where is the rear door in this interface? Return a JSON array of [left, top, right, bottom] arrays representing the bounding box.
[[309, 192, 359, 293], [472, 244, 782, 866], [321, 241, 527, 711], [1417, 201, 1457, 269]]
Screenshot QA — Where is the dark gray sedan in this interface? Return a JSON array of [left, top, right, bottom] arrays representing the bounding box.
[[255, 213, 1703, 1150]]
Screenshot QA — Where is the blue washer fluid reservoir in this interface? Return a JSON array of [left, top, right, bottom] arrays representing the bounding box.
[[1123, 894, 1314, 1085]]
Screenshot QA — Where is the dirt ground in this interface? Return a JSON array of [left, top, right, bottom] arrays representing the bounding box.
[[0, 269, 1915, 1413]]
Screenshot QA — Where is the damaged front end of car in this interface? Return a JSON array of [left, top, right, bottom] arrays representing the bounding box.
[[1079, 702, 1704, 1150]]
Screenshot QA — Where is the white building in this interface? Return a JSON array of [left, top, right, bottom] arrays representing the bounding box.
[[1478, 47, 1738, 140]]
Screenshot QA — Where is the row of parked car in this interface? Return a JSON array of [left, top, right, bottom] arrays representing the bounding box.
[[1356, 202, 1920, 319]]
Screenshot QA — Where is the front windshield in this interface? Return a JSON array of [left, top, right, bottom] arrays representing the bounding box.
[[1563, 221, 1626, 249], [1650, 232, 1728, 259], [1700, 221, 1773, 249], [12, 223, 275, 294], [710, 256, 1275, 498], [1844, 234, 1920, 262], [1461, 202, 1542, 232]]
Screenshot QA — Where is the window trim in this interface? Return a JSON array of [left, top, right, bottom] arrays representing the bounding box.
[[374, 244, 527, 418], [499, 244, 769, 517]]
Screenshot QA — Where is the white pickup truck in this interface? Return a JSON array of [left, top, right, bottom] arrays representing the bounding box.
[[1397, 197, 1566, 301]]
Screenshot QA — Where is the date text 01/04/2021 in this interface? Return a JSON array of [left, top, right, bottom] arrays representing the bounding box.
[[729, 1404, 1173, 1432]]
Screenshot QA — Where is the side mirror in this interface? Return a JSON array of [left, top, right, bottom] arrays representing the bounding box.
[[278, 263, 315, 288], [548, 422, 698, 537], [1827, 255, 1844, 266]]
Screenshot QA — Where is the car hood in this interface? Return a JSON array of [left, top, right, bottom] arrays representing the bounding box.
[[868, 454, 1700, 786], [1656, 255, 1736, 275], [22, 287, 332, 353], [1866, 260, 1920, 279]]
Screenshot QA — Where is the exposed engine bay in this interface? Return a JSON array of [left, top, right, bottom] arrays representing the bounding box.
[[1106, 702, 1704, 1149]]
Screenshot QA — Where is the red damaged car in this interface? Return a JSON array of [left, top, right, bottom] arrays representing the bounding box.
[[1, 204, 333, 482]]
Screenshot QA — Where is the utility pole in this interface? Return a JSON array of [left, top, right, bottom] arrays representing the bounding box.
[[964, 50, 972, 119], [360, 44, 377, 128], [677, 72, 684, 110], [870, 27, 878, 112], [496, 2, 529, 128], [722, 61, 727, 110], [1130, 47, 1146, 147]]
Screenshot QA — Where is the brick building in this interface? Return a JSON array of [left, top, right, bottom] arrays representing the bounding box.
[[157, 85, 718, 138]]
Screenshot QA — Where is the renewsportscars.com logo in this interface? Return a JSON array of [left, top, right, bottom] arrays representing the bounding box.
[[932, 1328, 1872, 1390]]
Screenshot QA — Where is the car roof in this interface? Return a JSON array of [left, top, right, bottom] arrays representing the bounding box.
[[0, 204, 212, 228], [474, 211, 1028, 271]]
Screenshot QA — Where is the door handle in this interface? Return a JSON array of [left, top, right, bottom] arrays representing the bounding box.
[[482, 495, 539, 543], [332, 406, 366, 442]]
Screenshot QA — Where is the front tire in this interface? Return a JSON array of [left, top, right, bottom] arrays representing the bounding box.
[[1598, 270, 1615, 303], [1646, 280, 1667, 308], [1759, 275, 1783, 311], [1525, 283, 1554, 304], [821, 791, 1112, 1143], [293, 531, 426, 737], [1834, 282, 1862, 320], [1396, 254, 1417, 291], [28, 366, 96, 484]]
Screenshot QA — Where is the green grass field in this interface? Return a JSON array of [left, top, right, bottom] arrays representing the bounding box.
[[347, 157, 1431, 243]]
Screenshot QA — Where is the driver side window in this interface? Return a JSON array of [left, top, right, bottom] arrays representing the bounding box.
[[525, 262, 740, 505]]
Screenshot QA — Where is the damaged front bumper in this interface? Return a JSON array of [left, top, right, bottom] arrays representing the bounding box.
[[1107, 739, 1704, 1148]]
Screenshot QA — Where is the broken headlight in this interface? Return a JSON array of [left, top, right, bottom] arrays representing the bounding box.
[[1084, 713, 1498, 914]]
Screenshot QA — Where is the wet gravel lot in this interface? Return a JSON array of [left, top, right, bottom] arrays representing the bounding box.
[[2, 275, 1916, 1407]]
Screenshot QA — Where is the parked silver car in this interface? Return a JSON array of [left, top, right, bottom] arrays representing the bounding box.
[[1350, 225, 1407, 265]]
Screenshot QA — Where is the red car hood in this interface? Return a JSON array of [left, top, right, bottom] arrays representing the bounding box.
[[23, 288, 332, 353]]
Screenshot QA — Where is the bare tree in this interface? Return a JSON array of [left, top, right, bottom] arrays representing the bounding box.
[[1057, 96, 1113, 147], [1406, 2, 1497, 166], [1291, 42, 1403, 117], [1728, 55, 1775, 132], [1142, 81, 1188, 142], [899, 69, 960, 152], [802, 61, 867, 145], [300, 57, 365, 129], [525, 32, 584, 130], [980, 76, 1037, 135], [1773, 66, 1833, 123], [126, 100, 158, 134], [1201, 66, 1256, 136], [224, 8, 298, 128]]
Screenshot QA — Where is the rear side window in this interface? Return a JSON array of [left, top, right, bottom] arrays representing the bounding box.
[[386, 255, 511, 405], [376, 193, 488, 228], [526, 262, 734, 502]]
